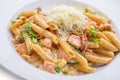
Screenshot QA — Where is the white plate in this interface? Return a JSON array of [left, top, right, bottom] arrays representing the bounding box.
[[0, 0, 120, 80]]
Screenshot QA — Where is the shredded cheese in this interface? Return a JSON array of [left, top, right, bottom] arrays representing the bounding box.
[[48, 5, 88, 32]]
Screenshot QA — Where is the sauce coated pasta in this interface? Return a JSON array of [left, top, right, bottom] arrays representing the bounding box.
[[10, 5, 120, 76]]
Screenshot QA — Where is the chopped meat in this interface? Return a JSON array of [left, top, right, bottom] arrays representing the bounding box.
[[36, 7, 42, 11], [43, 38, 52, 48], [12, 36, 20, 44], [16, 42, 28, 54], [57, 47, 70, 61], [80, 35, 88, 51], [98, 23, 115, 32], [36, 35, 43, 41], [43, 60, 56, 73], [68, 35, 81, 49]]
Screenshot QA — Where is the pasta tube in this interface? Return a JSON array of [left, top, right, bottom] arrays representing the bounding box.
[[96, 31, 110, 41], [19, 10, 37, 18], [99, 38, 118, 52], [103, 31, 120, 50], [26, 37, 54, 62], [34, 15, 49, 29], [84, 13, 104, 24], [73, 64, 95, 73], [47, 22, 58, 30], [59, 39, 95, 72], [58, 39, 76, 58], [10, 19, 25, 36], [86, 53, 112, 64], [30, 23, 58, 44], [94, 48, 114, 58], [55, 59, 67, 68]]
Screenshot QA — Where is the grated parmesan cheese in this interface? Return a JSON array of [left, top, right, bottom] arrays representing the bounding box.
[[48, 5, 88, 31], [47, 5, 89, 40]]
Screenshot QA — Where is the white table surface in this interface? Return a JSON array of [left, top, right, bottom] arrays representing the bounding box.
[[0, 0, 120, 80]]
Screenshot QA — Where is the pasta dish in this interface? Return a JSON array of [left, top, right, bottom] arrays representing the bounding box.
[[10, 5, 120, 75]]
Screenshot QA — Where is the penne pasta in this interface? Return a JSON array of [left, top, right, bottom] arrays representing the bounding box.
[[98, 38, 118, 52], [22, 53, 40, 63], [19, 10, 37, 18], [25, 37, 54, 62], [55, 59, 67, 68], [29, 53, 40, 63], [10, 19, 25, 36], [58, 39, 76, 58], [59, 38, 95, 72], [84, 13, 104, 24], [96, 31, 110, 41], [34, 15, 49, 29], [73, 64, 95, 73], [103, 31, 120, 50], [31, 60, 42, 68], [21, 54, 31, 62], [47, 22, 58, 30], [32, 43, 54, 62], [25, 37, 33, 54], [10, 5, 120, 75], [86, 53, 112, 65], [73, 53, 89, 68], [30, 23, 58, 44], [94, 12, 111, 23], [39, 12, 48, 16], [94, 48, 114, 58]]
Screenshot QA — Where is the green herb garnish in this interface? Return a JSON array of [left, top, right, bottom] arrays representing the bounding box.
[[82, 52, 86, 57], [104, 28, 109, 31], [88, 28, 100, 42], [39, 41, 43, 47], [16, 17, 20, 19], [23, 23, 32, 31], [71, 45, 80, 53], [89, 63, 94, 67], [11, 20, 16, 24], [28, 31, 37, 43], [20, 33, 28, 41], [20, 34, 24, 41], [82, 51, 86, 57], [85, 8, 88, 13], [75, 49, 80, 53], [62, 70, 68, 74], [22, 23, 38, 43], [88, 28, 98, 37], [55, 67, 61, 73], [92, 37, 101, 42], [27, 31, 35, 38], [67, 61, 79, 64], [31, 37, 37, 43]]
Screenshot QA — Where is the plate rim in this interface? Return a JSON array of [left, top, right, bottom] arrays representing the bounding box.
[[0, 0, 120, 80]]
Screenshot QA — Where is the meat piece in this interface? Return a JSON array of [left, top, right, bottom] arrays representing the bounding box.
[[43, 60, 56, 73], [80, 35, 88, 51], [12, 36, 20, 44], [16, 42, 28, 54], [36, 7, 42, 12], [98, 23, 115, 32], [43, 38, 52, 48], [57, 47, 70, 61], [68, 35, 81, 49], [36, 35, 43, 41]]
